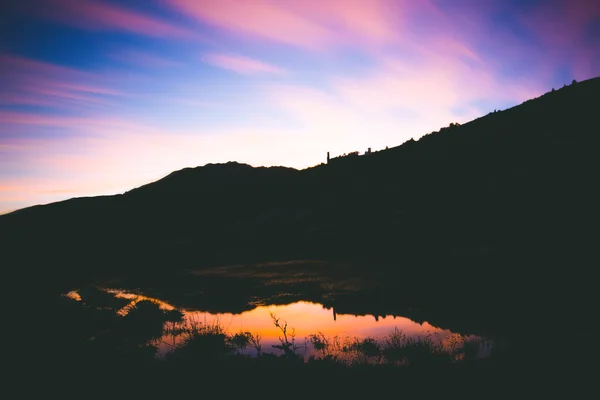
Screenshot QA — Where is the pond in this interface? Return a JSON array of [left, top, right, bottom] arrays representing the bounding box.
[[66, 288, 493, 363]]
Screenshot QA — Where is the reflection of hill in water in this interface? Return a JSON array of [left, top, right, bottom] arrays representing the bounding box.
[[100, 260, 504, 339], [69, 288, 493, 361]]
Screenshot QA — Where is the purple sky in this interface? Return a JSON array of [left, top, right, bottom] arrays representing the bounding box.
[[1, 0, 599, 214]]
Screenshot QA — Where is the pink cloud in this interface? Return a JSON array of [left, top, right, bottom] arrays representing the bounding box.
[[283, 0, 407, 46], [0, 112, 143, 130], [430, 0, 600, 83], [0, 54, 125, 109], [524, 0, 600, 47], [22, 0, 203, 40], [19, 86, 116, 107], [168, 0, 334, 49], [202, 53, 284, 75], [519, 0, 600, 80], [167, 0, 405, 49], [165, 98, 222, 108], [46, 82, 122, 96], [0, 88, 117, 109], [0, 94, 57, 107], [0, 54, 86, 79]]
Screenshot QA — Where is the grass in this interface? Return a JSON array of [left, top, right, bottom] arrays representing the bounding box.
[[304, 327, 490, 368]]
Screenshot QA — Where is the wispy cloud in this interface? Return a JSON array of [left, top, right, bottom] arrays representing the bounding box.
[[424, 0, 600, 83], [516, 0, 600, 80], [202, 53, 285, 75], [0, 112, 149, 132], [21, 0, 203, 40], [0, 54, 88, 79], [0, 54, 125, 110], [167, 0, 404, 50]]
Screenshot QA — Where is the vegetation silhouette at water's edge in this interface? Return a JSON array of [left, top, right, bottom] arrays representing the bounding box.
[[53, 286, 497, 373]]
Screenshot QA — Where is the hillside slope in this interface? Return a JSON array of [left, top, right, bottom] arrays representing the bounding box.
[[2, 77, 599, 317]]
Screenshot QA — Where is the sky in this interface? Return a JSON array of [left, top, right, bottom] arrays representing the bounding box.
[[1, 0, 599, 214]]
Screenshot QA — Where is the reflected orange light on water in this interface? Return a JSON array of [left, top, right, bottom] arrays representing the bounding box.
[[99, 289, 469, 358], [64, 291, 82, 301], [187, 301, 446, 342], [107, 289, 175, 315]]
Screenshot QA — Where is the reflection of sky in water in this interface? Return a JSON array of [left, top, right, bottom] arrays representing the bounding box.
[[97, 289, 493, 360], [65, 291, 82, 301]]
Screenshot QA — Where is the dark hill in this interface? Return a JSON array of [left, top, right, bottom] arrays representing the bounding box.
[[2, 77, 599, 340]]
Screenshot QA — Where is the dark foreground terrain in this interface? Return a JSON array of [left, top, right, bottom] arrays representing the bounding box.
[[3, 78, 599, 391]]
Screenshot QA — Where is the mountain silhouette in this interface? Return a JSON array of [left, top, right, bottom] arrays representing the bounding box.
[[2, 77, 599, 341]]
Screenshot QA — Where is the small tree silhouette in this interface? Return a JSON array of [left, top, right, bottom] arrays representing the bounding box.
[[270, 312, 300, 358]]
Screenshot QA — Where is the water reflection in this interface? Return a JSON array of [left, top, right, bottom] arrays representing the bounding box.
[[65, 290, 82, 301], [102, 289, 492, 360]]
